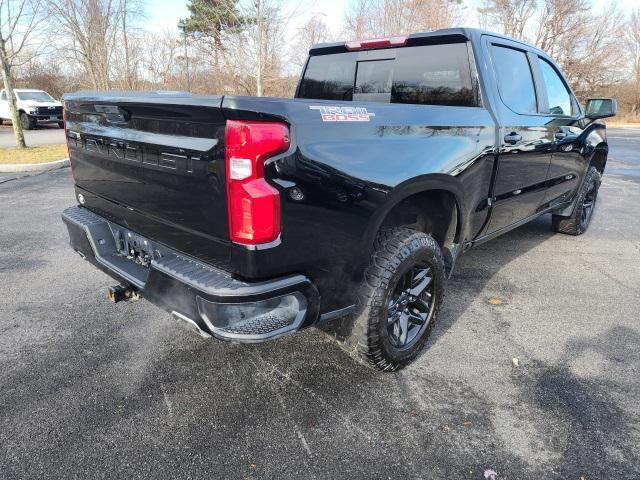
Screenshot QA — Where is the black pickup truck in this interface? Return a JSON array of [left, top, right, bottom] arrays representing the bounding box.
[[62, 28, 616, 371]]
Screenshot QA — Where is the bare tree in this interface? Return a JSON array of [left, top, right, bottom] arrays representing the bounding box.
[[255, 0, 264, 95], [141, 30, 182, 89], [475, 0, 628, 104], [534, 0, 626, 101], [626, 9, 640, 116], [290, 15, 330, 68], [534, 0, 582, 54], [46, 0, 143, 91], [117, 0, 143, 89], [47, 0, 114, 90], [477, 0, 536, 39], [221, 0, 300, 96], [0, 0, 43, 148], [345, 0, 464, 38]]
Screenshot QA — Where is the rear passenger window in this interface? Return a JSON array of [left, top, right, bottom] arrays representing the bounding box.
[[491, 45, 537, 114], [539, 58, 573, 116], [391, 43, 476, 107]]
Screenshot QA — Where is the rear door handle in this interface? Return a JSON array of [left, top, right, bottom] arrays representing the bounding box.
[[504, 132, 522, 144]]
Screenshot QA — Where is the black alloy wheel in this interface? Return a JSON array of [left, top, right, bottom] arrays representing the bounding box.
[[386, 264, 436, 349], [552, 166, 601, 236], [580, 182, 597, 229], [341, 227, 445, 371]]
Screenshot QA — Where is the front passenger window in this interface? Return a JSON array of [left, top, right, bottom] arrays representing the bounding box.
[[539, 58, 573, 116]]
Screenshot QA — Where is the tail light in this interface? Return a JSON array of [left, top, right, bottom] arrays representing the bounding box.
[[225, 120, 290, 245], [345, 35, 407, 51]]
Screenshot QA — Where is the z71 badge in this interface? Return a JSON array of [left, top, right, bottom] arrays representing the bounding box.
[[309, 105, 375, 122]]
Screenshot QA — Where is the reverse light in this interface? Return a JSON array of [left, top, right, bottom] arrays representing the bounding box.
[[345, 35, 407, 51], [225, 120, 290, 245]]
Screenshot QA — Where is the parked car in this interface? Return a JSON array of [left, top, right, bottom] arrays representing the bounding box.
[[0, 88, 63, 130], [61, 28, 616, 371]]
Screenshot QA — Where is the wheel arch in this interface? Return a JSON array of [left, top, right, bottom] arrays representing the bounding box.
[[359, 174, 468, 277], [589, 144, 608, 174]]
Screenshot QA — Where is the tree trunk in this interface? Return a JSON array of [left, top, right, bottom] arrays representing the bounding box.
[[255, 0, 263, 97], [0, 39, 26, 149], [122, 0, 132, 89]]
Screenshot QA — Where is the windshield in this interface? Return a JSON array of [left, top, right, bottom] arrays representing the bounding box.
[[16, 91, 55, 102]]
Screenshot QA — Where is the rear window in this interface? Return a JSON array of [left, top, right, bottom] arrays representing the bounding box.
[[298, 43, 477, 107], [298, 52, 357, 101], [354, 59, 393, 103]]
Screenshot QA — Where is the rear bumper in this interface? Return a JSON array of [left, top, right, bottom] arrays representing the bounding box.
[[61, 206, 320, 343]]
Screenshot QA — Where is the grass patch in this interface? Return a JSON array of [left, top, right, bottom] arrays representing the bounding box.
[[0, 144, 67, 164]]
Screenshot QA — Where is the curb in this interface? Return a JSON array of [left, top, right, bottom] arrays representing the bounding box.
[[0, 158, 69, 173]]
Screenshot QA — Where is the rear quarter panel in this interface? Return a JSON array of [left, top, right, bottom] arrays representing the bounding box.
[[223, 96, 496, 311]]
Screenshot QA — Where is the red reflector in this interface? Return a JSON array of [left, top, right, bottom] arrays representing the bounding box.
[[345, 35, 407, 51], [225, 120, 290, 245]]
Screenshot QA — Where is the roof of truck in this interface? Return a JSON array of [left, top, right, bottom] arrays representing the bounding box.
[[309, 27, 543, 56]]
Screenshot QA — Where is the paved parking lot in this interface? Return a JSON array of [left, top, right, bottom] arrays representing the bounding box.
[[1, 129, 639, 479], [0, 124, 64, 148]]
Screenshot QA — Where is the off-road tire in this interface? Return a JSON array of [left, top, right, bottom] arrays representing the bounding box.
[[345, 227, 445, 372], [552, 166, 601, 235]]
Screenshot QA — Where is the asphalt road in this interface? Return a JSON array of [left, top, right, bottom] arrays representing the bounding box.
[[1, 129, 639, 479], [0, 124, 64, 147]]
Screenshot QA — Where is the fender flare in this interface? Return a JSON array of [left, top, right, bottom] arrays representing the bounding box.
[[355, 173, 469, 275]]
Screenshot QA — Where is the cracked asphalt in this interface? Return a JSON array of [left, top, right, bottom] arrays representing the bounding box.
[[1, 129, 639, 479]]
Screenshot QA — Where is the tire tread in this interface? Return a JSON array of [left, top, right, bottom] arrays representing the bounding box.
[[345, 227, 445, 372]]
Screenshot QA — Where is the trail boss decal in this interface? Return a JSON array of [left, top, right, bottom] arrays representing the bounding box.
[[310, 105, 375, 122]]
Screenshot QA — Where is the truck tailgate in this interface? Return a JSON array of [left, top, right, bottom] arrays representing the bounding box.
[[64, 92, 230, 268]]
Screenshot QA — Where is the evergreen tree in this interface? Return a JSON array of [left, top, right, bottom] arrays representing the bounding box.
[[182, 0, 245, 54]]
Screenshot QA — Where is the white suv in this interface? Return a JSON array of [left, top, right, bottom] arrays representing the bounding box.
[[0, 89, 63, 130]]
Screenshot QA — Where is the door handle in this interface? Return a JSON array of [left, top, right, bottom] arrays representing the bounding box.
[[504, 132, 522, 144], [554, 131, 567, 140]]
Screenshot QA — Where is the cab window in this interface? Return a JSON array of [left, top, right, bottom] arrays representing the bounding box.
[[490, 44, 537, 114]]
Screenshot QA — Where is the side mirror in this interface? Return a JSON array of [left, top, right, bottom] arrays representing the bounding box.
[[585, 98, 617, 119]]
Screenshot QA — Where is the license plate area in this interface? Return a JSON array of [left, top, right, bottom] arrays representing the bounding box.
[[111, 227, 159, 268]]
